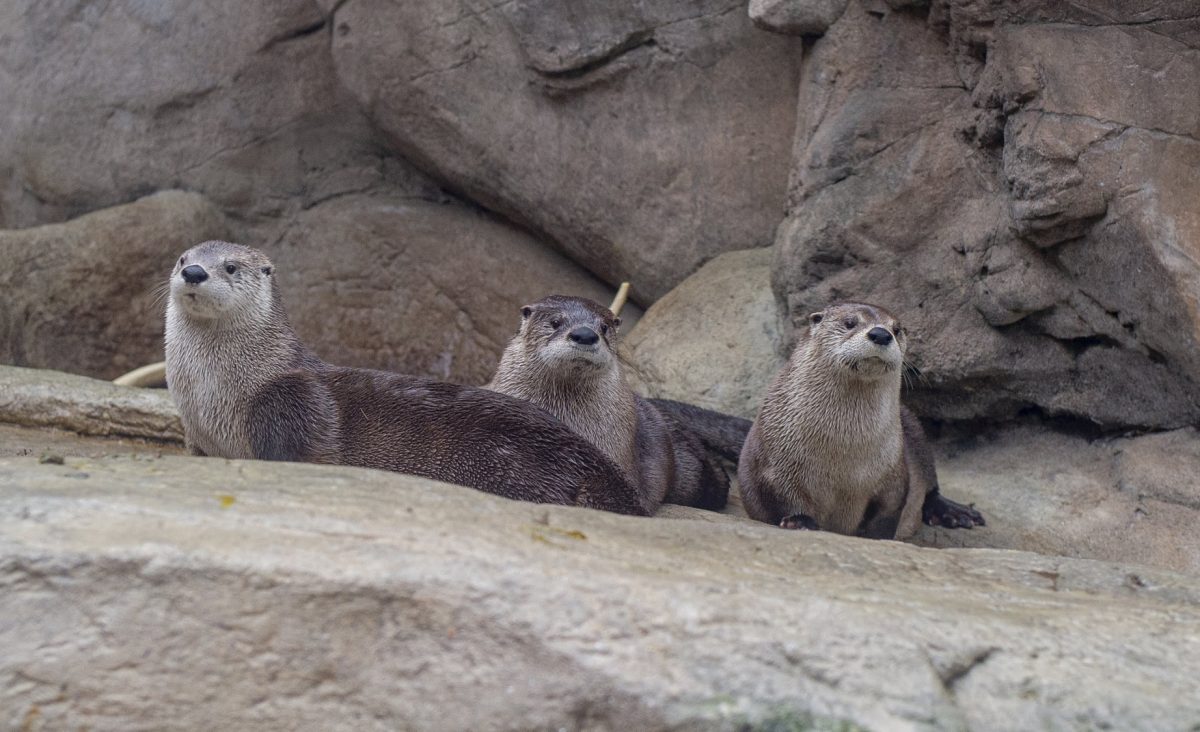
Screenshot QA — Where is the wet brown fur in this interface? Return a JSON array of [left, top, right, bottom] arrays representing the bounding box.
[[738, 302, 983, 538], [488, 295, 728, 513], [164, 242, 646, 516]]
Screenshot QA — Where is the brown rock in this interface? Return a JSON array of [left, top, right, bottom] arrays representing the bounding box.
[[625, 248, 783, 419], [330, 0, 802, 301], [772, 0, 1200, 429], [0, 191, 228, 380], [269, 194, 638, 385]]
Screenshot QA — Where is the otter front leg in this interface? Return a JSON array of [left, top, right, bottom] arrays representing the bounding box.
[[779, 514, 819, 530], [186, 442, 207, 457], [923, 490, 985, 528]]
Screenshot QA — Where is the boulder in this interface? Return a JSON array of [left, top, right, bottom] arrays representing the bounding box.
[[771, 0, 1200, 429], [330, 0, 802, 301], [0, 192, 228, 380], [624, 248, 784, 419], [269, 193, 638, 385], [916, 426, 1200, 576], [4, 455, 1200, 730], [0, 0, 425, 229], [749, 0, 849, 36], [0, 366, 182, 443]]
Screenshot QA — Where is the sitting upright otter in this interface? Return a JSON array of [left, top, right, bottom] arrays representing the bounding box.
[[164, 241, 646, 516], [738, 302, 984, 539], [488, 295, 728, 514]]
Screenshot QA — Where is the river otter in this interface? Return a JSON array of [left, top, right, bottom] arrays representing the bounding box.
[[488, 295, 728, 513], [164, 241, 646, 516], [738, 302, 984, 539]]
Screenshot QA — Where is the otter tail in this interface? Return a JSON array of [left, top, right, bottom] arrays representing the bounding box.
[[648, 398, 752, 463]]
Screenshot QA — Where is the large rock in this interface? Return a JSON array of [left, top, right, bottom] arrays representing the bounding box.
[[0, 366, 182, 443], [0, 0, 427, 229], [916, 426, 1200, 576], [4, 455, 1200, 730], [625, 248, 784, 419], [268, 193, 638, 385], [771, 0, 1200, 429], [330, 0, 802, 301], [0, 191, 228, 380]]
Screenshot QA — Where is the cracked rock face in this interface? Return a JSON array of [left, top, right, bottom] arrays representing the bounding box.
[[330, 0, 803, 302], [4, 454, 1200, 731], [772, 0, 1200, 429]]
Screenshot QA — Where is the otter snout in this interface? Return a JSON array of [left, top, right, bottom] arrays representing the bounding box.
[[568, 326, 600, 346], [181, 265, 209, 284], [866, 327, 893, 347]]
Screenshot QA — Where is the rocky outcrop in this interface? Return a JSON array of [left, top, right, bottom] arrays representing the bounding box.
[[769, 0, 1200, 430], [267, 193, 635, 384], [0, 192, 228, 381], [625, 248, 784, 419], [330, 0, 802, 301], [4, 454, 1200, 731], [0, 366, 182, 443], [916, 426, 1200, 576]]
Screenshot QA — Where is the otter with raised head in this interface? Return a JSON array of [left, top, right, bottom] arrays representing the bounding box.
[[738, 302, 984, 539], [164, 241, 646, 516], [488, 295, 728, 513]]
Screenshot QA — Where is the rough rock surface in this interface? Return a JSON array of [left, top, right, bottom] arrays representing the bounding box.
[[4, 455, 1200, 731], [625, 248, 784, 419], [772, 0, 1200, 430], [330, 0, 803, 301], [0, 366, 182, 443], [266, 193, 637, 384], [0, 193, 228, 381], [0, 0, 413, 229], [750, 0, 848, 35], [915, 426, 1200, 576]]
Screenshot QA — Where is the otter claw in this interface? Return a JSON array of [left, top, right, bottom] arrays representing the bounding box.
[[923, 493, 985, 529], [780, 514, 819, 531]]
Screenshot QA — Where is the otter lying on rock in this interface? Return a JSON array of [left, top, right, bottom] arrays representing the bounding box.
[[739, 302, 984, 539], [164, 241, 646, 516], [488, 295, 730, 514]]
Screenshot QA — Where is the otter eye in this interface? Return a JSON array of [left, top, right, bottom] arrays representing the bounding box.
[[843, 317, 858, 329], [549, 318, 563, 329], [225, 264, 237, 275], [600, 324, 609, 335], [895, 325, 905, 337]]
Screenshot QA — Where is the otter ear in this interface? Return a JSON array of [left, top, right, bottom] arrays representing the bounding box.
[[261, 266, 272, 276], [520, 306, 533, 319], [809, 312, 824, 325]]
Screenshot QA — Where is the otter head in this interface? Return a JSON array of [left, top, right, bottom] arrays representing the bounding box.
[[516, 295, 621, 374], [168, 241, 276, 325], [806, 302, 906, 380]]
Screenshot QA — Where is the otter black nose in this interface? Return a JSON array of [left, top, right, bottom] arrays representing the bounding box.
[[867, 327, 894, 346], [181, 265, 208, 284], [568, 326, 599, 345]]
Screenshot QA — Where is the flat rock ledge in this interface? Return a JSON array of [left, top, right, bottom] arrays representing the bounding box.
[[3, 456, 1199, 731], [0, 365, 182, 443]]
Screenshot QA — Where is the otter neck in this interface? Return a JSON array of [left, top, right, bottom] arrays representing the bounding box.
[[768, 341, 903, 453], [490, 343, 639, 479]]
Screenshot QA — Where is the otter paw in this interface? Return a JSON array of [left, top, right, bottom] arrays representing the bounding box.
[[923, 494, 985, 529], [779, 514, 819, 531]]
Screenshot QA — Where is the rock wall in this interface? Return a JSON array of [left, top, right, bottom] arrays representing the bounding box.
[[761, 0, 1200, 429]]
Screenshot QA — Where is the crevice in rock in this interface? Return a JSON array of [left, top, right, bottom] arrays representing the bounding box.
[[534, 33, 657, 80], [259, 18, 329, 53]]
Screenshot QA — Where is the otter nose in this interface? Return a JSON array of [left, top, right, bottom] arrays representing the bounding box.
[[568, 326, 599, 345], [866, 327, 894, 346], [181, 265, 208, 284]]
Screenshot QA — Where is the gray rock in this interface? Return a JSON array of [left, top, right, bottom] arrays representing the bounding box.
[[916, 426, 1200, 576], [0, 192, 228, 380], [749, 0, 849, 36], [330, 0, 802, 301], [0, 365, 182, 443], [4, 454, 1200, 730], [267, 193, 639, 385], [771, 0, 1200, 430], [625, 248, 784, 419]]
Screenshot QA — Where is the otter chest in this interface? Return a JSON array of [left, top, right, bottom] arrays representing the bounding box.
[[168, 349, 257, 459]]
